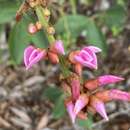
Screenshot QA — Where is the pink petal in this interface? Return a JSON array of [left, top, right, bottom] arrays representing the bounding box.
[[98, 75, 124, 86], [26, 50, 46, 70], [75, 55, 97, 69], [54, 40, 65, 55], [29, 49, 39, 62], [80, 50, 93, 62], [71, 79, 80, 101], [24, 46, 35, 67], [84, 48, 98, 68], [84, 46, 102, 53], [93, 101, 109, 121], [74, 94, 88, 114], [110, 89, 130, 101], [66, 101, 76, 123]]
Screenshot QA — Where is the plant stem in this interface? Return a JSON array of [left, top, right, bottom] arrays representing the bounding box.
[[35, 5, 71, 77], [35, 6, 55, 44], [70, 0, 76, 14]]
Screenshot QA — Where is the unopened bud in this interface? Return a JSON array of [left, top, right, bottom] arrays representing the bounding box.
[[48, 51, 59, 64], [84, 79, 99, 90], [69, 51, 80, 64], [44, 8, 51, 17], [74, 63, 82, 76], [47, 26, 55, 35], [28, 23, 37, 34], [36, 21, 42, 30]]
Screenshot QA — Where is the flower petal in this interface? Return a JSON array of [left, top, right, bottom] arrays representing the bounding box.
[[66, 100, 76, 123], [98, 75, 124, 86], [74, 94, 88, 114], [26, 50, 46, 70], [84, 46, 102, 53], [110, 89, 130, 101], [91, 96, 109, 121], [54, 40, 65, 55], [24, 46, 35, 67], [71, 79, 80, 101]]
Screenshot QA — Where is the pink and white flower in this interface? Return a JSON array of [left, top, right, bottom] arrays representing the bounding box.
[[74, 46, 101, 69], [24, 45, 46, 70]]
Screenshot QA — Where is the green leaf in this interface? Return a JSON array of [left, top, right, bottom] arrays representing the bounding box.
[[52, 96, 66, 119], [0, 0, 20, 24], [77, 115, 93, 129], [9, 17, 31, 64], [31, 30, 48, 48], [43, 86, 63, 103], [55, 15, 88, 38], [85, 19, 107, 56], [55, 15, 107, 55], [103, 5, 126, 29]]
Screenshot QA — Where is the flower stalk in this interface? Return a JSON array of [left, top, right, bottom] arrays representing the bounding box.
[[35, 5, 71, 77]]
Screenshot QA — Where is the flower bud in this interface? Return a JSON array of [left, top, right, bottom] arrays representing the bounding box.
[[28, 23, 37, 34], [44, 8, 51, 17], [74, 63, 82, 76], [74, 94, 89, 114], [110, 89, 130, 101], [47, 26, 55, 35], [90, 96, 109, 121], [68, 51, 80, 64], [36, 21, 42, 30], [70, 78, 80, 101], [98, 75, 124, 86], [84, 79, 99, 90], [48, 52, 59, 64], [65, 99, 76, 123]]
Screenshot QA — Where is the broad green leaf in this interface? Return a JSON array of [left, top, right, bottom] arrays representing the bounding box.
[[43, 86, 63, 103], [103, 5, 126, 28], [85, 19, 107, 56], [52, 96, 66, 119], [31, 30, 48, 48], [9, 17, 31, 64], [0, 0, 20, 24], [55, 15, 107, 55], [55, 15, 88, 38]]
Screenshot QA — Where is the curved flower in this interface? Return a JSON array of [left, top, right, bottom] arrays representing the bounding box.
[[74, 94, 88, 114], [84, 75, 124, 90], [50, 40, 65, 55], [74, 46, 101, 69], [54, 40, 65, 55], [91, 96, 109, 121], [24, 45, 46, 70], [65, 100, 76, 123]]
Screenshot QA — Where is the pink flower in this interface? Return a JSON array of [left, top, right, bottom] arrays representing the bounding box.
[[98, 75, 124, 86], [74, 46, 101, 69], [74, 94, 88, 114], [91, 97, 109, 121], [65, 100, 76, 123], [24, 45, 46, 70], [71, 79, 80, 101], [110, 89, 130, 101], [53, 40, 65, 55]]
